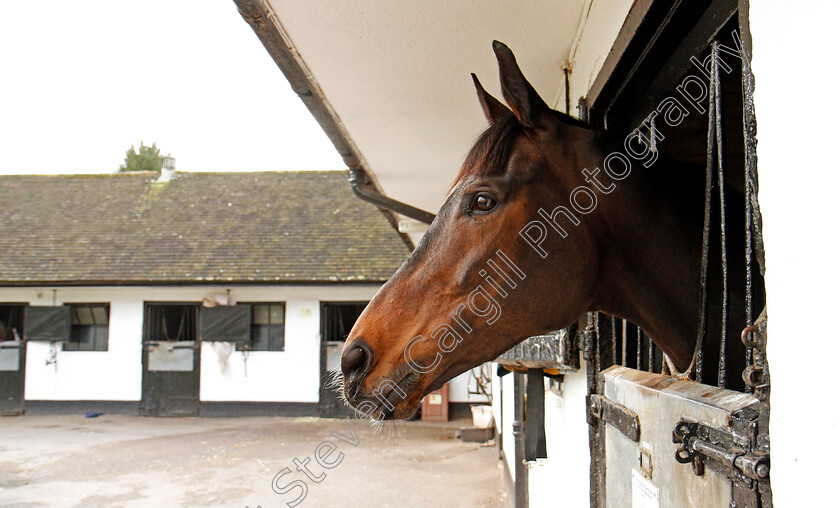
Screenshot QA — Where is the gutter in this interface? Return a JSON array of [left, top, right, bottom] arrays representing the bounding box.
[[233, 0, 436, 242], [348, 169, 435, 225]]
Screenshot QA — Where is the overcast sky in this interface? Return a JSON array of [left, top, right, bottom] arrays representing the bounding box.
[[0, 0, 345, 175]]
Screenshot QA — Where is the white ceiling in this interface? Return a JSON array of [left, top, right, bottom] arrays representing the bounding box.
[[266, 0, 592, 227]]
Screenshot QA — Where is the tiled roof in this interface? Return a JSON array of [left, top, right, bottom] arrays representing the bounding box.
[[0, 171, 410, 285]]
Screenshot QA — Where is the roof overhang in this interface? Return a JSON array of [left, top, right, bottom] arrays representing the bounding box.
[[234, 0, 598, 243]]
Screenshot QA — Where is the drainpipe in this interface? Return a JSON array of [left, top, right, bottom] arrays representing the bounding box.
[[513, 372, 529, 508], [348, 168, 436, 225]]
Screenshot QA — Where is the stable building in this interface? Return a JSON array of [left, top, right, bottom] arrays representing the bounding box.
[[0, 170, 413, 417]]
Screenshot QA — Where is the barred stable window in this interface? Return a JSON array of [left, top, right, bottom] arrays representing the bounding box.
[[237, 303, 285, 351], [63, 304, 109, 351]]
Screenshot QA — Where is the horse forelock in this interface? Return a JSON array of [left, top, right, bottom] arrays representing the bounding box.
[[450, 114, 523, 191], [450, 110, 595, 193]]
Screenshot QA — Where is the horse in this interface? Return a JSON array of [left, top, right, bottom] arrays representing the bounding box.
[[338, 41, 763, 421]]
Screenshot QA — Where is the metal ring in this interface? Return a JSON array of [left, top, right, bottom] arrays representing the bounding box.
[[742, 365, 763, 387], [673, 421, 691, 437], [741, 325, 758, 347]]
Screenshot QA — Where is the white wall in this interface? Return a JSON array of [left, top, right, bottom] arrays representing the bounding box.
[[0, 285, 381, 403], [2, 283, 486, 408], [448, 365, 492, 404], [528, 368, 590, 508], [750, 1, 840, 505], [199, 298, 322, 402], [492, 362, 591, 507], [494, 369, 516, 476], [560, 0, 635, 115], [23, 290, 144, 401]]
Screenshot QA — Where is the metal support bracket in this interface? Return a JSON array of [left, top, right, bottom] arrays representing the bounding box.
[[588, 394, 640, 442]]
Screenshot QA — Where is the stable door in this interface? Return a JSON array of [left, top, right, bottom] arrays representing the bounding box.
[[140, 303, 201, 416]]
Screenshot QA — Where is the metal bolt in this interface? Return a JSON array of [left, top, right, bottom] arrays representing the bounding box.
[[755, 463, 770, 479], [589, 397, 601, 416]]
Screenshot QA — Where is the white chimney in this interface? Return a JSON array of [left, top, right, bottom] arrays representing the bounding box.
[[159, 154, 176, 182]]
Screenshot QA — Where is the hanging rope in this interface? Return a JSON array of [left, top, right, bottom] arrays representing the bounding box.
[[161, 308, 187, 342]]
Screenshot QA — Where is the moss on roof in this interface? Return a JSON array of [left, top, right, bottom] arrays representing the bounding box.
[[0, 171, 410, 285]]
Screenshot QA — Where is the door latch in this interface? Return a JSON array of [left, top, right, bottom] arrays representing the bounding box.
[[672, 419, 769, 481]]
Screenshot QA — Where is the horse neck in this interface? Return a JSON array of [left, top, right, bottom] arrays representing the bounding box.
[[587, 152, 704, 368]]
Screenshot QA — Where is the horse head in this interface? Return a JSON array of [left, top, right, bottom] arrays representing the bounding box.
[[338, 41, 630, 420]]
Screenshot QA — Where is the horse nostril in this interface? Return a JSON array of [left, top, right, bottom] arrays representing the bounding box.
[[341, 342, 372, 381]]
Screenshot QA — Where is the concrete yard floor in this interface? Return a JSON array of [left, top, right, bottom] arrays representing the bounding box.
[[0, 414, 507, 508]]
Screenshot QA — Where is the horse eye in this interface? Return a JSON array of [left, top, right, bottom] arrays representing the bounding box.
[[471, 193, 497, 212]]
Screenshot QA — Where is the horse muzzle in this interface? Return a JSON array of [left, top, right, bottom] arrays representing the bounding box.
[[340, 339, 374, 402], [340, 338, 423, 420]]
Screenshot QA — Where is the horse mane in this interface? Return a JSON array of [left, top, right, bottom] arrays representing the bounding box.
[[452, 111, 592, 190]]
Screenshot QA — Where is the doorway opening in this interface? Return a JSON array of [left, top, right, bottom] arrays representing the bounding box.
[[319, 302, 367, 417]]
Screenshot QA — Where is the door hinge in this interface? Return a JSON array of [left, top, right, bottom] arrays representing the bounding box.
[[588, 394, 640, 442]]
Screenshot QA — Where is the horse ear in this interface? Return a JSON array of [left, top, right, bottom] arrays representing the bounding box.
[[492, 40, 551, 129], [471, 73, 510, 124]]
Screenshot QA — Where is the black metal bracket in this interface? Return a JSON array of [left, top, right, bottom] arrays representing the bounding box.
[[588, 394, 640, 442]]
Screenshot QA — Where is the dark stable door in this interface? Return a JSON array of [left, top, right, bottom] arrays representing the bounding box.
[[0, 305, 26, 416], [319, 302, 367, 418], [140, 304, 200, 416]]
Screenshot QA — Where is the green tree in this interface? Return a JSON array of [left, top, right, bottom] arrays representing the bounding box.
[[119, 141, 162, 172]]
